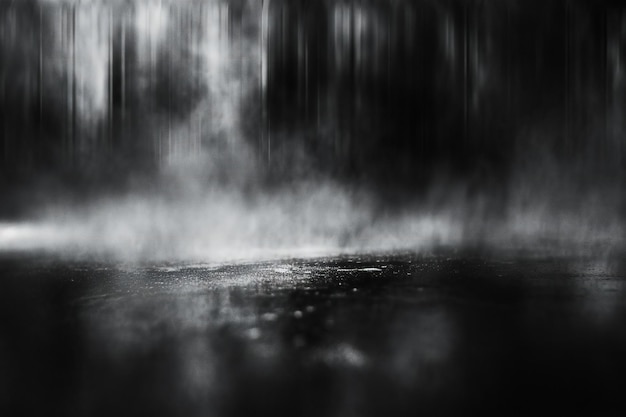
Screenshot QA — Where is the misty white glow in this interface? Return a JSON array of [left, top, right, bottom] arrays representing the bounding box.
[[135, 1, 169, 45], [0, 183, 464, 261], [1, 177, 622, 262]]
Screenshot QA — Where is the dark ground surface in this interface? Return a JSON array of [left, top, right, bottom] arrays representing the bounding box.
[[1, 251, 626, 417]]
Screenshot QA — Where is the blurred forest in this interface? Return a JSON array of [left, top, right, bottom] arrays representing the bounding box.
[[1, 0, 625, 215]]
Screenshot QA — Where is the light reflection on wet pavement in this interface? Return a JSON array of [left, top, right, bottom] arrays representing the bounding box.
[[1, 253, 626, 416]]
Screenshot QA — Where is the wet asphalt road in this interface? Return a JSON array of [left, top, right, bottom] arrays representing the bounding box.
[[1, 252, 626, 416]]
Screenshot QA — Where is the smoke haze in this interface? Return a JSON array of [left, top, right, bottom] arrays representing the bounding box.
[[0, 0, 624, 261]]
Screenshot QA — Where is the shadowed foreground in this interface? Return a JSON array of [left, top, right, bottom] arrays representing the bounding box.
[[1, 252, 625, 416]]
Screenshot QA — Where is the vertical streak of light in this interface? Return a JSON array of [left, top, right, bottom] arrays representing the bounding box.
[[614, 11, 622, 157], [238, 6, 243, 129], [167, 4, 172, 163], [463, 1, 469, 143], [386, 3, 390, 150], [60, 7, 66, 160], [349, 0, 355, 154], [192, 6, 197, 158], [108, 7, 113, 153], [202, 2, 209, 164], [305, 27, 309, 122], [201, 3, 207, 158], [352, 5, 363, 82], [121, 13, 125, 122], [71, 4, 76, 165], [616, 11, 626, 166], [39, 4, 43, 139], [387, 4, 391, 127], [224, 2, 231, 45], [64, 6, 70, 162], [564, 2, 571, 148], [354, 2, 359, 99], [194, 5, 198, 157], [601, 8, 606, 156], [261, 0, 270, 164], [77, 8, 82, 157], [298, 16, 302, 111], [151, 6, 161, 166], [506, 5, 511, 147], [2, 10, 6, 164], [224, 1, 231, 149], [316, 22, 321, 136], [470, 7, 478, 119], [63, 6, 68, 160], [186, 6, 190, 157]]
